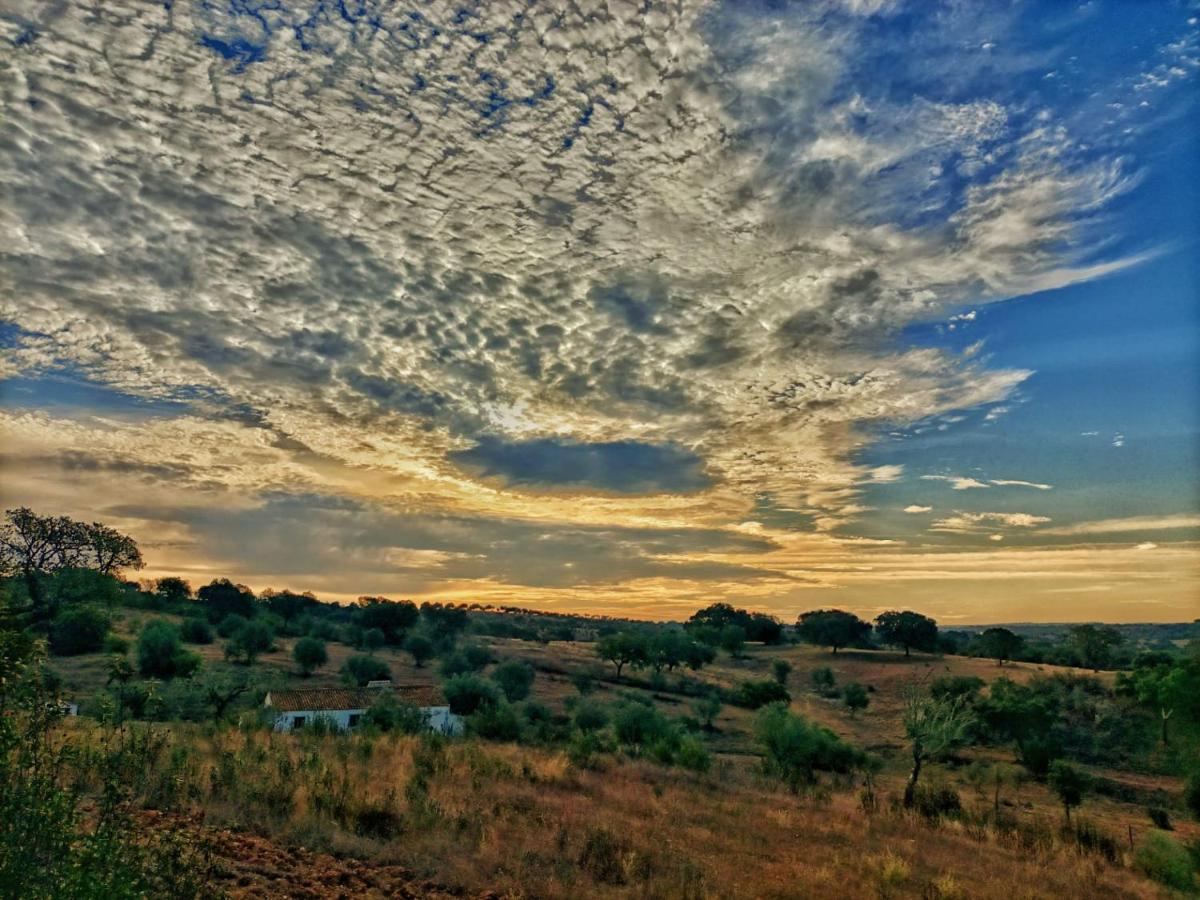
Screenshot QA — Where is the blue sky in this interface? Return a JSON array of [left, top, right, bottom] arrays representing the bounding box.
[[1, 0, 1197, 620]]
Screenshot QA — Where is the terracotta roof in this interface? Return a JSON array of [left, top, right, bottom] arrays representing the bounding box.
[[267, 684, 445, 713]]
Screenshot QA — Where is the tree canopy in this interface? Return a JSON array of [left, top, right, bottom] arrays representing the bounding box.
[[875, 610, 939, 657], [796, 609, 871, 653]]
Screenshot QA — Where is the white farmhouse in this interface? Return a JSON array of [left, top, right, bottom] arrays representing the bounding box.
[[264, 682, 463, 735]]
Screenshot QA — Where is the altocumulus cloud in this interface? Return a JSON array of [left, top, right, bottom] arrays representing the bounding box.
[[0, 0, 1192, 601]]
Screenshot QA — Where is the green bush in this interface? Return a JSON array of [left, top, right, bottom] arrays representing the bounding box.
[[1186, 769, 1200, 821], [178, 617, 213, 645], [674, 735, 712, 773], [443, 675, 499, 715], [469, 701, 522, 741], [49, 605, 110, 656], [491, 659, 534, 702], [843, 682, 869, 713], [756, 703, 864, 791], [363, 692, 427, 734], [573, 699, 609, 733], [342, 654, 391, 686], [810, 666, 837, 696], [439, 643, 494, 677], [224, 619, 274, 665], [613, 701, 672, 748], [103, 633, 130, 655], [1134, 831, 1195, 891], [735, 679, 791, 709], [403, 633, 434, 667], [215, 614, 248, 638], [292, 636, 328, 675], [136, 621, 199, 679]]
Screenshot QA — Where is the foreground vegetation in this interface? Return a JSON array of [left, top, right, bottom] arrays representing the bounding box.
[[3, 507, 1200, 897]]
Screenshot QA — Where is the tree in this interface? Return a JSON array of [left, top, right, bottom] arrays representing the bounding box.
[[1, 509, 142, 614], [596, 631, 647, 679], [179, 617, 213, 645], [361, 627, 386, 653], [1116, 656, 1200, 746], [734, 679, 791, 709], [196, 579, 256, 621], [355, 596, 419, 645], [137, 621, 199, 679], [419, 602, 470, 641], [755, 704, 863, 792], [978, 627, 1024, 666], [1067, 624, 1124, 671], [719, 624, 747, 659], [342, 654, 390, 686], [796, 609, 872, 654], [224, 619, 274, 665], [48, 605, 110, 656], [1047, 760, 1089, 824], [843, 682, 869, 714], [293, 637, 328, 676], [154, 577, 192, 604], [901, 686, 975, 807], [404, 632, 434, 667], [82, 522, 144, 576], [491, 659, 534, 702], [875, 611, 939, 657], [810, 666, 837, 696], [443, 675, 500, 716], [692, 692, 723, 730], [687, 602, 783, 645], [261, 589, 318, 623], [771, 659, 793, 686]]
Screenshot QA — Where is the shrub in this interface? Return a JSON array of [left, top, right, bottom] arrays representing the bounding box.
[[930, 675, 984, 702], [342, 654, 391, 686], [810, 666, 837, 696], [573, 699, 609, 733], [360, 627, 386, 652], [443, 675, 499, 715], [469, 701, 522, 741], [1047, 760, 1089, 823], [215, 614, 248, 638], [911, 784, 963, 821], [439, 643, 494, 677], [1186, 769, 1200, 821], [735, 679, 791, 709], [691, 693, 722, 730], [843, 682, 869, 713], [403, 633, 434, 667], [1146, 806, 1172, 830], [755, 703, 863, 791], [363, 692, 426, 734], [571, 671, 598, 695], [103, 634, 130, 655], [49, 605, 110, 656], [137, 621, 198, 679], [578, 827, 630, 885], [224, 619, 274, 664], [674, 735, 712, 773], [178, 617, 213, 645], [293, 636, 328, 675], [490, 659, 535, 702], [1134, 831, 1195, 891], [614, 701, 672, 748], [771, 659, 793, 685]]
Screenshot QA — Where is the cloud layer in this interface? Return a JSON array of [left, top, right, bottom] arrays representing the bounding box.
[[1, 0, 1196, 617]]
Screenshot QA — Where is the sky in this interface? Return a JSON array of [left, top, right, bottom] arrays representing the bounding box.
[[1, 0, 1198, 624]]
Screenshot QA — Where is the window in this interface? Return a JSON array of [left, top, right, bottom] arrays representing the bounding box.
[[292, 715, 306, 729], [348, 714, 361, 727]]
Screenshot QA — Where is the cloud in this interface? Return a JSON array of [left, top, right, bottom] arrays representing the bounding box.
[[922, 474, 1052, 490], [0, 0, 1189, 611], [931, 511, 1051, 533], [989, 479, 1052, 490], [448, 437, 711, 495], [903, 504, 932, 513], [1042, 515, 1200, 536], [921, 475, 990, 490]]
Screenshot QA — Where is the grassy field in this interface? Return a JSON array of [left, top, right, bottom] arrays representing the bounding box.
[[44, 616, 1199, 898]]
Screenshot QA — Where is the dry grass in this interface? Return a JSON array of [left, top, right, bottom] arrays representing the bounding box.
[[98, 722, 1171, 900]]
